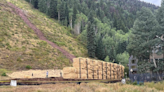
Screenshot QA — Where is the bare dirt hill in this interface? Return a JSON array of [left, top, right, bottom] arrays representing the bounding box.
[[8, 2, 75, 61]]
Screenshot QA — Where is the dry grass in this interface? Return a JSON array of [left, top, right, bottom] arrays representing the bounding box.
[[6, 0, 87, 57], [145, 81, 164, 91], [0, 0, 74, 70], [0, 82, 163, 92]]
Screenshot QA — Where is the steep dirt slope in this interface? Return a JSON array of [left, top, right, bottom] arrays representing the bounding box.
[[0, 0, 74, 70], [0, 0, 87, 70], [6, 0, 87, 58], [8, 2, 75, 61]]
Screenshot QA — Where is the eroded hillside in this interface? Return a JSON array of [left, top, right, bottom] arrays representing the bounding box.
[[0, 0, 87, 70]]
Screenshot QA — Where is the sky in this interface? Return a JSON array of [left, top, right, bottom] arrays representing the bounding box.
[[141, 0, 161, 6]]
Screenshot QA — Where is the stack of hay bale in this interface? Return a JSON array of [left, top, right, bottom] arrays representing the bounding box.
[[63, 57, 125, 80]]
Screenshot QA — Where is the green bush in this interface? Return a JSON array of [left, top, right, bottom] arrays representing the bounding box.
[[26, 65, 32, 69], [68, 47, 74, 51], [133, 81, 137, 85], [1, 72, 7, 76], [139, 82, 144, 86], [53, 41, 66, 46], [126, 78, 132, 84], [124, 67, 129, 77]]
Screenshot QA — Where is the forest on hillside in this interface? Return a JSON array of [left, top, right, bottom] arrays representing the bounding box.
[[25, 0, 159, 66]]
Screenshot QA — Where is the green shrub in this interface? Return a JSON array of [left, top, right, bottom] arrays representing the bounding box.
[[17, 57, 22, 62], [53, 41, 66, 46], [26, 65, 32, 69], [69, 47, 74, 51], [1, 72, 7, 76], [133, 81, 137, 85], [126, 79, 132, 84], [139, 82, 144, 86]]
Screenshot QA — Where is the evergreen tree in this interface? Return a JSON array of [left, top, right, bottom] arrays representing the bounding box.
[[156, 0, 164, 74], [49, 0, 58, 18], [57, 0, 62, 22], [38, 0, 47, 13], [157, 0, 164, 37], [95, 36, 105, 60], [105, 56, 109, 62], [65, 2, 69, 26], [72, 5, 77, 27], [87, 21, 96, 58], [127, 7, 160, 59]]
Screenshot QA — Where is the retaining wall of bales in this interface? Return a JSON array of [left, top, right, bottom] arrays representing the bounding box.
[[63, 58, 125, 80]]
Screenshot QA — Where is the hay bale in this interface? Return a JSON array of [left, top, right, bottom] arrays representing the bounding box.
[[88, 65, 93, 69], [73, 58, 87, 68], [103, 75, 107, 79], [107, 75, 115, 79], [107, 67, 114, 71], [63, 73, 78, 79], [98, 61, 103, 65], [102, 62, 107, 69], [93, 60, 98, 65], [108, 72, 117, 75], [78, 74, 87, 79], [99, 74, 102, 79], [73, 58, 79, 63], [109, 76, 115, 79], [93, 75, 98, 79], [63, 67, 77, 73], [88, 74, 93, 79], [76, 68, 87, 74]]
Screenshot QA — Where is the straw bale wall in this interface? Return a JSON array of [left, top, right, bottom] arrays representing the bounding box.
[[63, 58, 125, 80]]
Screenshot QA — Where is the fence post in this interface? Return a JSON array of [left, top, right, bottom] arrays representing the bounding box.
[[102, 62, 103, 79], [92, 60, 94, 79], [86, 59, 88, 79], [113, 64, 115, 80], [110, 64, 111, 80], [106, 63, 107, 79], [79, 58, 81, 79]]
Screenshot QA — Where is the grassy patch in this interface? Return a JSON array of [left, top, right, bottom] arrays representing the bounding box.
[[145, 81, 164, 91], [0, 69, 8, 76], [26, 65, 32, 69], [6, 0, 87, 58], [0, 1, 72, 70], [1, 73, 7, 76], [53, 41, 66, 46]]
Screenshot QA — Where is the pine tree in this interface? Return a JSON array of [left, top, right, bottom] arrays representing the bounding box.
[[72, 5, 77, 27], [38, 0, 47, 13], [65, 2, 69, 26], [49, 0, 58, 18], [95, 36, 105, 60], [87, 21, 96, 58], [105, 56, 109, 62], [157, 0, 164, 37], [127, 7, 160, 59], [57, 0, 62, 22], [156, 0, 164, 74]]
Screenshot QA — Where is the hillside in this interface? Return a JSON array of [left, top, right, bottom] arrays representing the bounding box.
[[0, 0, 87, 70], [22, 0, 159, 63]]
